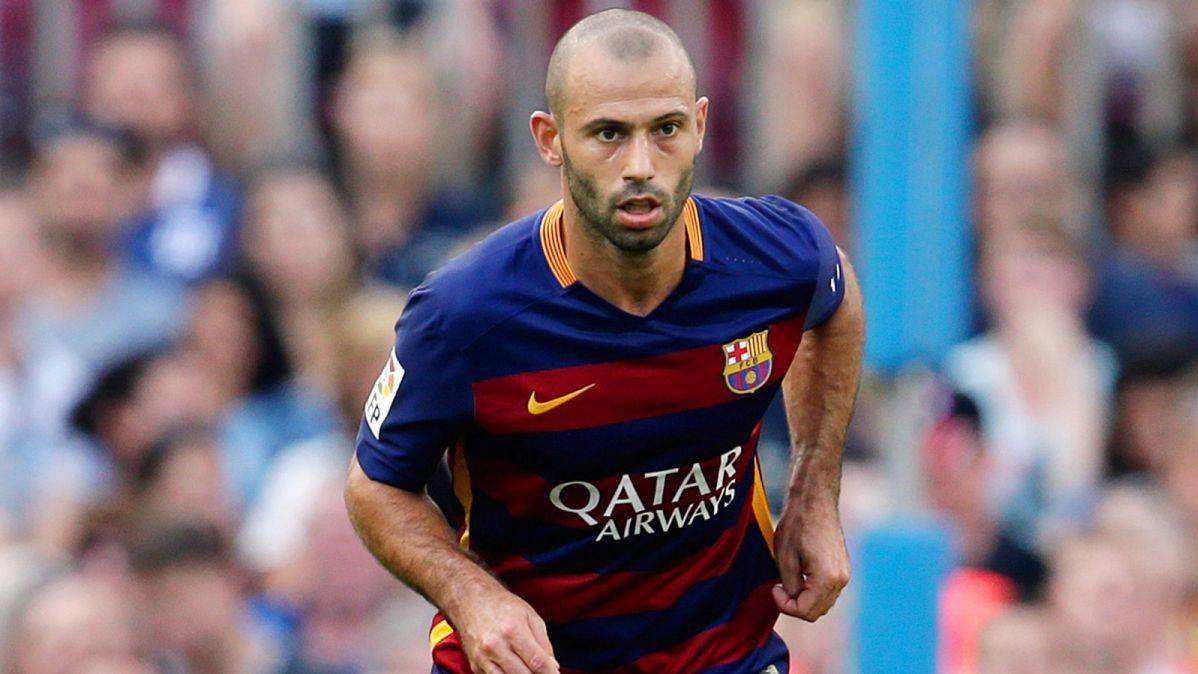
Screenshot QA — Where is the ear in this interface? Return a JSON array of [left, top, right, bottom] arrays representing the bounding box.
[[694, 97, 709, 155], [530, 111, 564, 167]]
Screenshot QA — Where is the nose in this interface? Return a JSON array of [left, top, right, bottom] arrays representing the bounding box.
[[622, 132, 655, 182]]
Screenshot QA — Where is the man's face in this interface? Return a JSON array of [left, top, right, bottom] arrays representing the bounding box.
[[244, 173, 354, 300], [31, 134, 132, 242], [334, 50, 435, 179], [974, 128, 1073, 237], [14, 578, 141, 674], [145, 564, 238, 656], [85, 35, 191, 146], [557, 45, 706, 254]]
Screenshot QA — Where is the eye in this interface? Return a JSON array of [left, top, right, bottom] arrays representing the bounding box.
[[660, 122, 680, 137], [597, 128, 620, 142]]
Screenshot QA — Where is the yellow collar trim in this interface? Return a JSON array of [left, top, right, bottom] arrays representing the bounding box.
[[539, 198, 703, 289]]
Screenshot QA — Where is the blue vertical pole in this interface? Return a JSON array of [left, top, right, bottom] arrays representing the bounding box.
[[852, 0, 972, 370], [856, 520, 953, 674]]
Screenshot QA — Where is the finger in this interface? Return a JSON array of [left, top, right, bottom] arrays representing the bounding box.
[[792, 584, 826, 621], [488, 648, 535, 674], [775, 548, 804, 596], [806, 565, 850, 620], [473, 661, 507, 674], [793, 583, 842, 622], [809, 588, 842, 621], [474, 637, 534, 674], [525, 612, 557, 660], [509, 625, 560, 674]]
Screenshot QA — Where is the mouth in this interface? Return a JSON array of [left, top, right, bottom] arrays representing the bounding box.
[[615, 196, 663, 229]]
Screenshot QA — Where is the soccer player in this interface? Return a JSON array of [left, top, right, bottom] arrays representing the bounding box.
[[345, 9, 864, 674]]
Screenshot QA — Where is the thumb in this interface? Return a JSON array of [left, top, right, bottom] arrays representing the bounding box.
[[772, 583, 801, 615]]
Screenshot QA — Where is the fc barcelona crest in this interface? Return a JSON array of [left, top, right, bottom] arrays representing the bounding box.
[[722, 329, 773, 394]]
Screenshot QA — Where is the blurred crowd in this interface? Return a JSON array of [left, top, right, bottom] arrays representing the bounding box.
[[0, 1, 1195, 673]]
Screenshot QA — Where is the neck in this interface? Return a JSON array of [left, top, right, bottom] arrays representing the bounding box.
[[561, 199, 688, 317], [39, 239, 114, 309], [954, 509, 998, 565], [198, 620, 260, 674]]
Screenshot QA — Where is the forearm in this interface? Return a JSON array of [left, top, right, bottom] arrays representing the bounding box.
[[344, 456, 504, 621], [782, 252, 865, 502]]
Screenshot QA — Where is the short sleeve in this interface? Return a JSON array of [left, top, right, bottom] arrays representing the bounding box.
[[802, 214, 845, 330], [759, 196, 846, 330], [354, 285, 473, 491]]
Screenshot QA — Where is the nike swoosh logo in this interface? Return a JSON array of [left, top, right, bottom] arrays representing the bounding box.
[[527, 383, 596, 415]]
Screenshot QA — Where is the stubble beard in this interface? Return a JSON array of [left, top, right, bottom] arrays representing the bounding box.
[[562, 149, 693, 255]]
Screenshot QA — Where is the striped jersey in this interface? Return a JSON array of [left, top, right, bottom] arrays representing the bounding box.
[[355, 194, 845, 673]]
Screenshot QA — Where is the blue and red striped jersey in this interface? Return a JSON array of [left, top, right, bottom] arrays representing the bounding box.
[[355, 194, 844, 674]]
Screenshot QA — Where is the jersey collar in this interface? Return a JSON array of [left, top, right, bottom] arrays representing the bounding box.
[[539, 197, 704, 289]]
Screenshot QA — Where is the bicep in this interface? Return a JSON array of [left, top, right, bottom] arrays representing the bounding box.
[[782, 250, 864, 417]]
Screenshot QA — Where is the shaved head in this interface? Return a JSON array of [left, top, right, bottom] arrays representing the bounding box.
[[529, 9, 707, 260], [545, 9, 695, 119]]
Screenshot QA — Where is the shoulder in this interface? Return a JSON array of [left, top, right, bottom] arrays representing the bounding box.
[[399, 208, 559, 349], [693, 194, 836, 281]]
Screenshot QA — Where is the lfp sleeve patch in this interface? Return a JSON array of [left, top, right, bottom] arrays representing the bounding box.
[[365, 348, 404, 439]]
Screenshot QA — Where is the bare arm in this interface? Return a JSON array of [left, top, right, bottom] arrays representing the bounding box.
[[344, 456, 559, 674], [773, 249, 865, 621]]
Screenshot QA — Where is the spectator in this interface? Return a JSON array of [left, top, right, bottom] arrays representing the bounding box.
[[0, 189, 40, 539], [17, 118, 184, 439], [133, 426, 237, 536], [924, 389, 1046, 599], [184, 277, 337, 505], [83, 22, 243, 286], [5, 574, 151, 674], [1048, 530, 1189, 673], [278, 482, 416, 674], [22, 346, 221, 555], [1108, 346, 1198, 476], [1104, 147, 1198, 277], [236, 287, 407, 586], [331, 27, 497, 288], [945, 221, 1114, 548], [927, 388, 1043, 674], [241, 165, 357, 396], [12, 120, 186, 553], [1091, 485, 1193, 670], [70, 348, 182, 485], [783, 158, 850, 254], [129, 521, 282, 674], [993, 0, 1077, 124], [329, 287, 410, 428], [1089, 144, 1198, 361], [199, 0, 315, 170], [972, 121, 1083, 241], [975, 606, 1053, 674], [748, 0, 847, 191], [505, 162, 562, 224]]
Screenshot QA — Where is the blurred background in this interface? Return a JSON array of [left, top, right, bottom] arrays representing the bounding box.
[[0, 0, 1195, 672]]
